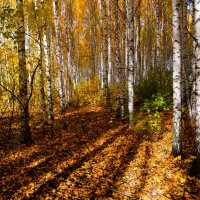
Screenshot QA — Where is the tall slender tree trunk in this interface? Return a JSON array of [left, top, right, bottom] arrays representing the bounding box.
[[172, 0, 182, 157], [45, 32, 54, 117], [127, 0, 135, 125], [137, 0, 142, 80], [155, 0, 160, 65], [65, 0, 74, 101], [16, 0, 31, 144], [107, 0, 112, 87], [101, 0, 110, 109], [114, 0, 124, 118], [144, 0, 151, 77], [180, 0, 191, 118], [33, 0, 48, 123], [124, 0, 129, 79], [194, 0, 200, 176], [113, 0, 120, 113], [40, 0, 54, 125], [191, 1, 196, 121], [98, 0, 104, 89], [53, 0, 67, 113], [121, 0, 127, 119], [89, 1, 98, 80]]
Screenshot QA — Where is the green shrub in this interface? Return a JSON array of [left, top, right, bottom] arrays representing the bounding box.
[[141, 93, 169, 131]]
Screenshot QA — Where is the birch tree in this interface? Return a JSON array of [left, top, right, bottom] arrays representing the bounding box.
[[98, 0, 104, 89], [16, 0, 31, 144], [113, 0, 122, 117], [33, 0, 48, 123], [155, 0, 161, 65], [194, 0, 200, 176], [191, 0, 196, 120], [127, 0, 134, 125], [53, 0, 67, 113], [41, 0, 54, 130], [172, 0, 182, 157], [89, 1, 98, 80], [136, 0, 141, 81], [107, 0, 112, 86], [101, 0, 110, 109]]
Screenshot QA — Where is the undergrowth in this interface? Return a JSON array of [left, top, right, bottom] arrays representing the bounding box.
[[132, 93, 171, 132], [68, 76, 103, 108]]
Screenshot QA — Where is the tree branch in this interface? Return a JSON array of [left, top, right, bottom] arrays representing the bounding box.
[[0, 83, 21, 105]]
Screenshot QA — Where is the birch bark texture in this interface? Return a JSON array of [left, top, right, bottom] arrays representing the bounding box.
[[127, 0, 134, 125], [98, 0, 104, 89], [172, 0, 182, 157], [194, 0, 200, 176], [16, 0, 31, 144]]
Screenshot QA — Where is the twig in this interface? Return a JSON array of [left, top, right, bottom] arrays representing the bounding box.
[[0, 83, 21, 104], [186, 27, 200, 47], [27, 62, 40, 105]]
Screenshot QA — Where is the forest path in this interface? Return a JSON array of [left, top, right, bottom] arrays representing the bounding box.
[[0, 105, 200, 199]]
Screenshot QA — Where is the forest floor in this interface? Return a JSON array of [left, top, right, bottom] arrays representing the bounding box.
[[0, 105, 200, 200]]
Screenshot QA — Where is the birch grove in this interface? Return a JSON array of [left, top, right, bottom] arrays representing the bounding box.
[[0, 0, 199, 175]]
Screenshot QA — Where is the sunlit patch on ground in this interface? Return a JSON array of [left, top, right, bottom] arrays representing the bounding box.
[[0, 106, 200, 199]]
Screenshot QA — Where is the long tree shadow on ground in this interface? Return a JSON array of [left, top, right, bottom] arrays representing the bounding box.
[[27, 117, 165, 199], [0, 107, 118, 169], [1, 107, 199, 199], [0, 107, 125, 198]]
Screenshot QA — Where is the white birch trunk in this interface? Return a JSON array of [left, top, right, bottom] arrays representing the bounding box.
[[44, 32, 54, 122], [25, 24, 31, 83], [194, 0, 200, 176], [39, 0, 54, 123], [172, 0, 182, 156], [98, 0, 104, 89], [107, 0, 112, 87], [155, 0, 160, 65], [137, 0, 142, 80], [128, 0, 134, 125]]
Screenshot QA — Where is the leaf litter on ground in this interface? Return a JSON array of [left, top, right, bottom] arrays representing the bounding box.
[[0, 105, 200, 199]]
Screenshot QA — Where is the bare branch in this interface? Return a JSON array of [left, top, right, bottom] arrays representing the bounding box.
[[0, 83, 21, 104]]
